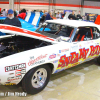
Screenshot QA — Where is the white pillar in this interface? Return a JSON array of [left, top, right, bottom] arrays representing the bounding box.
[[9, 0, 14, 10]]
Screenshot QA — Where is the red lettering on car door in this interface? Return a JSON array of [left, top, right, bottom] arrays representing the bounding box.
[[89, 45, 100, 56], [79, 48, 89, 59], [58, 55, 66, 68]]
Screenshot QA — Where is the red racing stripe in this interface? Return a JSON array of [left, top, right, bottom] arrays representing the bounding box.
[[0, 25, 54, 41], [0, 2, 9, 4], [0, 2, 100, 9]]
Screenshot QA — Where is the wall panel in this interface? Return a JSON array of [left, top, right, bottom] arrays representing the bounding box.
[[84, 1, 100, 7], [56, 0, 81, 5], [20, 0, 49, 3], [0, 0, 8, 1], [0, 0, 100, 15]]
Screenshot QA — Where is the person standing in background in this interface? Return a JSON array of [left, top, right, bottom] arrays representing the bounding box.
[[61, 11, 64, 19], [19, 8, 22, 14], [14, 9, 17, 17], [18, 9, 26, 20], [76, 11, 82, 20], [45, 12, 52, 20], [40, 12, 46, 23], [87, 14, 89, 21], [2, 9, 7, 16], [68, 11, 76, 20], [4, 9, 21, 27], [56, 12, 61, 19]]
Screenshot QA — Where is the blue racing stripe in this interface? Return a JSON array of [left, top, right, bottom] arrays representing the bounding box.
[[28, 12, 35, 24], [36, 12, 43, 27]]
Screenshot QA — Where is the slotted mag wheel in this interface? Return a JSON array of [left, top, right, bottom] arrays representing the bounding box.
[[31, 68, 47, 88]]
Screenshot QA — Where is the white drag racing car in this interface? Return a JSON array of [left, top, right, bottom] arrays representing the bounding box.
[[0, 19, 100, 94]]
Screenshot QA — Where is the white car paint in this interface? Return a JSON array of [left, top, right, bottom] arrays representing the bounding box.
[[0, 19, 100, 86]]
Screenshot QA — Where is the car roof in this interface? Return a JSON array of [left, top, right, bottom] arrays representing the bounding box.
[[45, 19, 99, 28]]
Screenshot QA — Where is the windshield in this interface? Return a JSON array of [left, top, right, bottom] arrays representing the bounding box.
[[36, 22, 74, 41]]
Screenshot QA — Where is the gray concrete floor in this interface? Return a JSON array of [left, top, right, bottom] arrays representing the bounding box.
[[0, 60, 100, 100]]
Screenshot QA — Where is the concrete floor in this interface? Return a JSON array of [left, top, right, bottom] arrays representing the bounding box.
[[0, 60, 100, 100]]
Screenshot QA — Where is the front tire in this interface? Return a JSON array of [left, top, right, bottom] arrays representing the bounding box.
[[22, 65, 51, 94], [97, 56, 100, 65]]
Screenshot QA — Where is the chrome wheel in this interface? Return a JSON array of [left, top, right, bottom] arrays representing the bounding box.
[[31, 68, 47, 88]]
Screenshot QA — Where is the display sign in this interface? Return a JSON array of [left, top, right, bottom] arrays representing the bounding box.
[[85, 13, 98, 22], [64, 10, 72, 14]]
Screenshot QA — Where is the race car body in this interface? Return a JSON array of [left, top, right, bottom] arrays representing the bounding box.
[[0, 19, 100, 94]]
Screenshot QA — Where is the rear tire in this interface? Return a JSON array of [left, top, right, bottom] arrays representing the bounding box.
[[22, 65, 51, 94], [97, 56, 100, 65]]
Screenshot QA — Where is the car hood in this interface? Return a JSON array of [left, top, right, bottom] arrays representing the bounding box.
[[0, 24, 57, 43], [19, 18, 38, 31]]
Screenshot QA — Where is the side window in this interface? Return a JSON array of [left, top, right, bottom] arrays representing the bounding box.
[[83, 27, 93, 41], [55, 26, 74, 37], [73, 27, 100, 42], [92, 27, 100, 39]]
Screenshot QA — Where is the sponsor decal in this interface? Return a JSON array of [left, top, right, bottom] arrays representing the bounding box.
[[30, 56, 34, 59], [95, 43, 99, 45], [5, 83, 16, 85], [7, 68, 26, 82], [7, 75, 22, 82], [9, 73, 14, 75], [53, 60, 58, 63], [49, 54, 56, 59], [71, 45, 78, 50], [79, 44, 82, 48], [59, 48, 69, 53], [30, 60, 45, 66], [58, 45, 100, 69], [28, 54, 47, 66], [5, 63, 26, 72], [57, 54, 60, 57], [84, 41, 93, 45], [54, 69, 64, 73], [15, 68, 26, 76]]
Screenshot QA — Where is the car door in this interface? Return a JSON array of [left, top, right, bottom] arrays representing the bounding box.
[[54, 26, 100, 73], [71, 26, 100, 65]]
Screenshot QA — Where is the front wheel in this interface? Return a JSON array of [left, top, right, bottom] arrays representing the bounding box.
[[22, 65, 51, 94]]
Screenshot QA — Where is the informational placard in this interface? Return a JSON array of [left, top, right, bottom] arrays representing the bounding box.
[[64, 10, 72, 14]]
